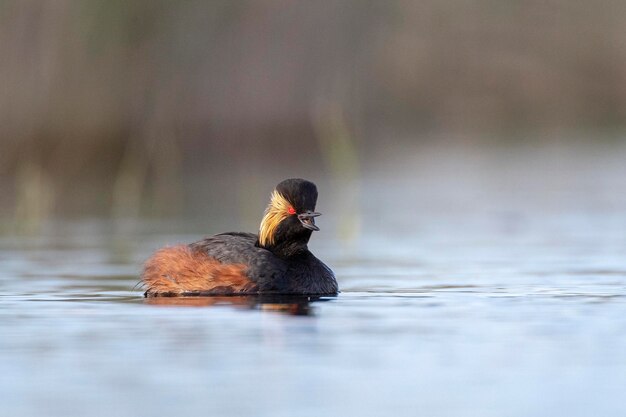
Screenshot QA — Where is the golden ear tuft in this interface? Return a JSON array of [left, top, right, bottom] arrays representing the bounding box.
[[259, 190, 291, 247]]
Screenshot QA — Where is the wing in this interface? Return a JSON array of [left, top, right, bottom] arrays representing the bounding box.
[[190, 233, 289, 291]]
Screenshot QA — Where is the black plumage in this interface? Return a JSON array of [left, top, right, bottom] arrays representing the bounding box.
[[189, 232, 337, 295]]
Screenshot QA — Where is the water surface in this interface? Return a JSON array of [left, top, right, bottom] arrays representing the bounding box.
[[2, 145, 626, 417]]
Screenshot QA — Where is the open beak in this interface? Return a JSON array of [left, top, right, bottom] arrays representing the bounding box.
[[297, 211, 321, 231]]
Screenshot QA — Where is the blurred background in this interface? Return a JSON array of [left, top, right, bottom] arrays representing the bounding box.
[[3, 3, 626, 417], [1, 0, 626, 235]]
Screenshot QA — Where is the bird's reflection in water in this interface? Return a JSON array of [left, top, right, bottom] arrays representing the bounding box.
[[145, 295, 334, 316]]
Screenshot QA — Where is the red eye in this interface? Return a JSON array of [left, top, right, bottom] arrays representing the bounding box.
[[287, 206, 296, 215]]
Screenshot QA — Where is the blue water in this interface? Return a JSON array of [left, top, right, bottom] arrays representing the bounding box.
[[1, 145, 626, 416]]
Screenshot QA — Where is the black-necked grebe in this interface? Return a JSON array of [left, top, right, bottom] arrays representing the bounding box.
[[142, 178, 337, 297]]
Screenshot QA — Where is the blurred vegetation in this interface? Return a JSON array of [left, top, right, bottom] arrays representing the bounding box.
[[1, 1, 625, 227]]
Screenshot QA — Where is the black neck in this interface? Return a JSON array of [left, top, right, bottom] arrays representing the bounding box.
[[261, 234, 311, 259]]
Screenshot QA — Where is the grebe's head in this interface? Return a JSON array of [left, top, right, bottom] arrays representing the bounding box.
[[259, 178, 321, 254]]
